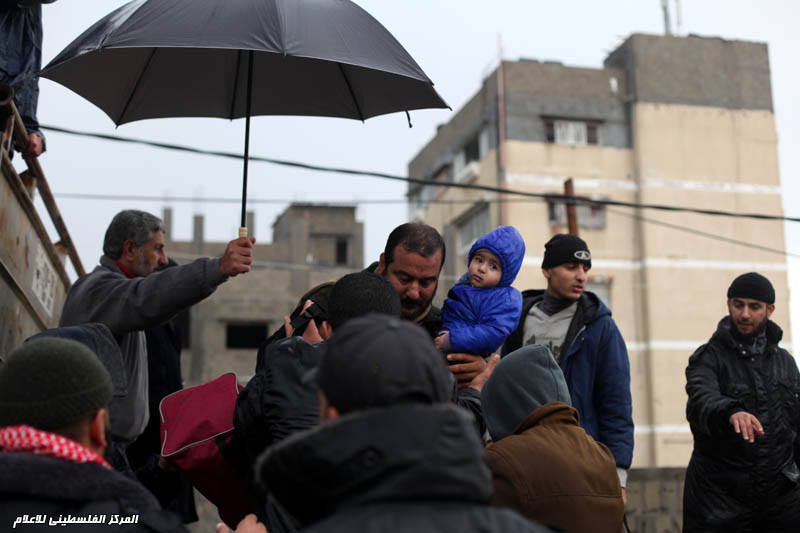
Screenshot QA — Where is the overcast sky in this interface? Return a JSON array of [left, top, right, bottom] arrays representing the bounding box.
[[26, 0, 800, 337]]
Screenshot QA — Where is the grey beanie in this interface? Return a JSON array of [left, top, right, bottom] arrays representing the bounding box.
[[482, 344, 571, 441], [0, 338, 113, 430]]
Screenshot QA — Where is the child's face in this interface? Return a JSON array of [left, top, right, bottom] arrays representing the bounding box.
[[468, 249, 502, 288]]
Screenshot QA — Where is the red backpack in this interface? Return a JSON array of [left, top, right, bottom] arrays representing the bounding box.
[[159, 373, 253, 528]]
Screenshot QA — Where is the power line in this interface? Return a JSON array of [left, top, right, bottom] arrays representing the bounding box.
[[42, 123, 800, 224], [53, 191, 799, 259], [606, 207, 800, 259]]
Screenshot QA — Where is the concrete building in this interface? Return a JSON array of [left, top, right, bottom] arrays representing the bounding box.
[[408, 33, 790, 470], [164, 203, 363, 383]]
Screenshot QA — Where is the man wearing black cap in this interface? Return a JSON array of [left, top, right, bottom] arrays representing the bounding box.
[[502, 234, 633, 502], [684, 272, 800, 531], [256, 313, 549, 533], [0, 338, 185, 532]]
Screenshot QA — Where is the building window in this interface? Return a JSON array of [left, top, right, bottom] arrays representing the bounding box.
[[226, 322, 269, 349], [453, 126, 489, 183], [548, 197, 606, 229], [457, 206, 490, 256], [544, 119, 600, 146], [336, 237, 348, 265]]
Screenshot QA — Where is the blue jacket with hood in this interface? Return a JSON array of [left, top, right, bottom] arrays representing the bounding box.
[[442, 226, 525, 355], [502, 290, 634, 470]]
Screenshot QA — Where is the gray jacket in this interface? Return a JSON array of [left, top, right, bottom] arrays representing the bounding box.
[[60, 255, 226, 443]]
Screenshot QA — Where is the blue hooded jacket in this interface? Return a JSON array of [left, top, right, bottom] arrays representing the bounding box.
[[502, 290, 634, 470], [442, 226, 525, 354]]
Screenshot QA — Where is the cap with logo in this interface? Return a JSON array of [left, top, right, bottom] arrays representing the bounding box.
[[541, 234, 592, 269]]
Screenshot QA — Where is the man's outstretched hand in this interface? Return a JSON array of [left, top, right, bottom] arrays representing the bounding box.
[[220, 236, 256, 277], [729, 410, 764, 443]]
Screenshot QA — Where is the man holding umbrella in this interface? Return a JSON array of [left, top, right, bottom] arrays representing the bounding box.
[[60, 209, 255, 446]]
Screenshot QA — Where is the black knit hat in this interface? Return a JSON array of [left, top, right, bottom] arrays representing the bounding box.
[[0, 338, 113, 430], [311, 313, 452, 414], [727, 272, 775, 305], [541, 234, 591, 269]]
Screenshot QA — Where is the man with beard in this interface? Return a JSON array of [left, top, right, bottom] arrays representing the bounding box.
[[684, 272, 800, 531], [60, 209, 255, 445], [370, 222, 487, 387]]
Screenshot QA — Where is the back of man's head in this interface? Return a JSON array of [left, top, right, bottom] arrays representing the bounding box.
[[383, 222, 445, 270], [328, 272, 401, 330], [316, 313, 451, 415], [482, 345, 571, 441], [102, 209, 165, 259], [0, 338, 113, 439]]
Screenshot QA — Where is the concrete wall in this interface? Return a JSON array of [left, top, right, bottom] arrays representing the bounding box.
[[625, 468, 686, 533]]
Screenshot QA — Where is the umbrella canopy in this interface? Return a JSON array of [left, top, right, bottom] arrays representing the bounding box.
[[41, 0, 448, 231]]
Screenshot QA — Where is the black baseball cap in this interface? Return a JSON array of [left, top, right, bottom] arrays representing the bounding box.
[[308, 313, 452, 414]]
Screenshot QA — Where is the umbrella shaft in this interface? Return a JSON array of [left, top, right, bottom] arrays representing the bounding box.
[[241, 50, 254, 230]]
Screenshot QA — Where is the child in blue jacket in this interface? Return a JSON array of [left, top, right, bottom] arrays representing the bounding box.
[[435, 226, 525, 355]]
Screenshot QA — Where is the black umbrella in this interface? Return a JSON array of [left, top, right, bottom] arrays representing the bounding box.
[[41, 0, 448, 236]]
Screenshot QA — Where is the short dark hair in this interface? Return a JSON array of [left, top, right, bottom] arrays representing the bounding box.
[[383, 223, 445, 271], [328, 272, 401, 330], [103, 210, 165, 259]]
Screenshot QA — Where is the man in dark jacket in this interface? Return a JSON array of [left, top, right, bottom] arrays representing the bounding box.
[[0, 337, 184, 532], [502, 234, 633, 500], [484, 345, 624, 533], [256, 313, 544, 533], [684, 272, 800, 532], [367, 222, 488, 387]]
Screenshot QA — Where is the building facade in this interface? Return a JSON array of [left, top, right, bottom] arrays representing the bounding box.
[[408, 33, 790, 468], [164, 204, 363, 384]]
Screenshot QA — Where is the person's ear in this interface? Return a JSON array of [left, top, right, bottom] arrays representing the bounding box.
[[122, 240, 138, 261], [319, 320, 333, 341], [542, 268, 551, 280], [376, 253, 386, 275], [766, 304, 775, 318], [89, 408, 108, 450]]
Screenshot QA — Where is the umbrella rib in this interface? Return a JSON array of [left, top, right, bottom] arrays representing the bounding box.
[[337, 63, 365, 122], [117, 48, 158, 124], [229, 50, 243, 120]]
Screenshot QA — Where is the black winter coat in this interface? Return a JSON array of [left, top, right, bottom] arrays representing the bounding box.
[[256, 403, 553, 533], [684, 317, 800, 532], [0, 452, 185, 532]]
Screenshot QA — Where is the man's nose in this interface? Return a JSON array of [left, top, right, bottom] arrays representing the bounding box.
[[159, 252, 168, 266], [576, 270, 587, 282], [406, 282, 420, 300]]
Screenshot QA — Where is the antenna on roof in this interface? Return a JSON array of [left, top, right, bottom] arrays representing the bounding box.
[[661, 0, 672, 35]]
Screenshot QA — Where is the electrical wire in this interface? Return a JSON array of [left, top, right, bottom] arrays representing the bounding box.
[[52, 191, 799, 259], [41, 123, 800, 224]]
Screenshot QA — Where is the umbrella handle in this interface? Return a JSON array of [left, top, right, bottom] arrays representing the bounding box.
[[239, 227, 248, 238]]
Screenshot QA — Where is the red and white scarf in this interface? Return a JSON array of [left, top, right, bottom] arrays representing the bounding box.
[[0, 425, 111, 470]]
